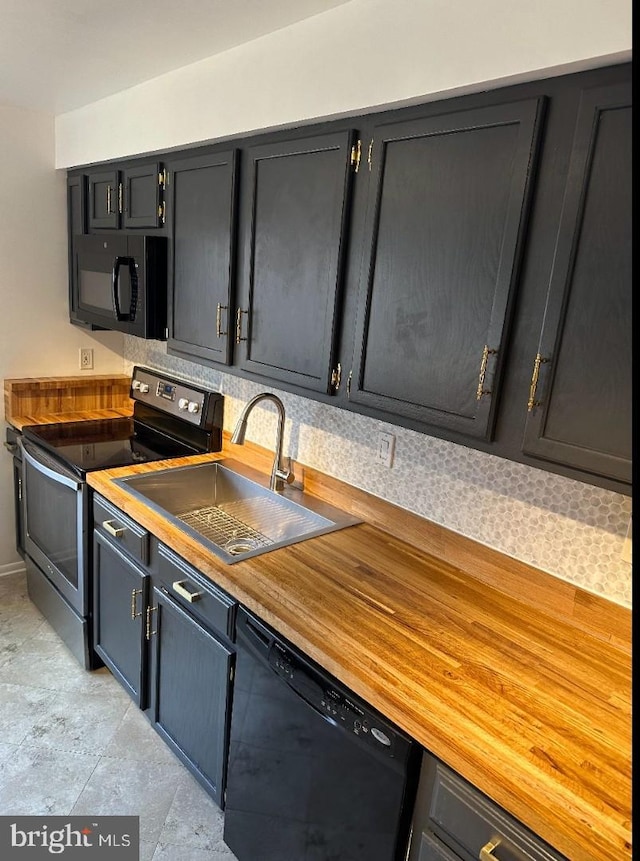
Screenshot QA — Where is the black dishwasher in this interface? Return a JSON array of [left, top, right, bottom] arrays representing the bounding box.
[[224, 608, 420, 861]]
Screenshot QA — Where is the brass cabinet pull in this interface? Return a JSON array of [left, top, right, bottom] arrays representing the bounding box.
[[145, 605, 157, 640], [103, 519, 124, 538], [235, 308, 248, 344], [350, 139, 362, 172], [479, 839, 501, 861], [130, 588, 142, 620], [367, 139, 374, 171], [527, 352, 549, 411], [118, 182, 123, 214], [106, 184, 112, 214], [172, 580, 202, 603], [476, 345, 498, 400], [216, 303, 228, 338]]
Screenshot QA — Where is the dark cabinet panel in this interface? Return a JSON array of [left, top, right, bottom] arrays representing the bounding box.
[[409, 752, 566, 861], [237, 130, 356, 392], [350, 99, 544, 439], [67, 174, 89, 327], [88, 169, 120, 229], [88, 164, 163, 230], [92, 531, 148, 707], [522, 80, 632, 483], [166, 150, 237, 364], [122, 163, 163, 229], [148, 586, 233, 806]]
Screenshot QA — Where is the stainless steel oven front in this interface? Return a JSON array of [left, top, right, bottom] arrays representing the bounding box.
[[21, 439, 90, 637]]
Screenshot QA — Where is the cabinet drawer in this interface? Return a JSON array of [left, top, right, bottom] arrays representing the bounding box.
[[93, 495, 149, 566], [157, 543, 235, 638], [429, 764, 565, 861]]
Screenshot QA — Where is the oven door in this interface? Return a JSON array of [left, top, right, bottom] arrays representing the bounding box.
[[21, 439, 89, 616]]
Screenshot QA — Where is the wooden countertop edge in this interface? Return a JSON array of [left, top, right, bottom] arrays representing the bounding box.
[[87, 453, 631, 861], [4, 374, 131, 389], [8, 409, 133, 429]]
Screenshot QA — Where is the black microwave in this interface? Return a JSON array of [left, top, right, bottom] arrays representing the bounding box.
[[72, 234, 167, 339]]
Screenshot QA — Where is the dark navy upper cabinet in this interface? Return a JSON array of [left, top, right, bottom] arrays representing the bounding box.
[[235, 129, 357, 394], [349, 98, 545, 440], [88, 163, 164, 230], [522, 80, 632, 484], [166, 149, 237, 366]]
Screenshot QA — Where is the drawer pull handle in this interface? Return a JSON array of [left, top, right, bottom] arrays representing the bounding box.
[[173, 580, 202, 603], [479, 839, 501, 861], [146, 605, 157, 640], [103, 520, 124, 538], [131, 588, 142, 620]]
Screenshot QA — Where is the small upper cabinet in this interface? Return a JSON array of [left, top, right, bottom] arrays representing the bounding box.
[[88, 163, 165, 230], [166, 149, 237, 365], [349, 98, 544, 440], [522, 80, 632, 484], [234, 129, 357, 393]]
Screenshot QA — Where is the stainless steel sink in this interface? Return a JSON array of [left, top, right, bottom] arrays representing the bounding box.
[[114, 459, 360, 563]]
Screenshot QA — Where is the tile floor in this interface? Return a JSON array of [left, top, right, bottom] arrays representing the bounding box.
[[0, 570, 240, 861]]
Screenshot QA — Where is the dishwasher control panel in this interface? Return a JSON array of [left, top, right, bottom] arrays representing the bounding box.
[[270, 641, 397, 755]]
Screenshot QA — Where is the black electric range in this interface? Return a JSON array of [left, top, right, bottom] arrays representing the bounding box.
[[21, 366, 224, 478], [17, 366, 224, 669]]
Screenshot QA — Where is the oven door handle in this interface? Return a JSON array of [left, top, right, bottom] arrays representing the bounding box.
[[21, 440, 82, 491]]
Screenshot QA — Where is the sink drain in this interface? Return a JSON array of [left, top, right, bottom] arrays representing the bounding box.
[[223, 537, 262, 556]]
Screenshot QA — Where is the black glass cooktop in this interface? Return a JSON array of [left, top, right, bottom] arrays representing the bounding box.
[[22, 417, 198, 477]]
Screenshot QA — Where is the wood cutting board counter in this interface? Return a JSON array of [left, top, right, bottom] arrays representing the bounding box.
[[87, 453, 631, 861], [4, 374, 133, 429]]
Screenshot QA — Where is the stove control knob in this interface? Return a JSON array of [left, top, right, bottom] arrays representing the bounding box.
[[187, 401, 201, 414], [139, 383, 150, 394], [178, 398, 189, 411], [131, 380, 142, 390]]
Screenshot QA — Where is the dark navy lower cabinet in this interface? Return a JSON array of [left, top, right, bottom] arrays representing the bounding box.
[[409, 752, 566, 861], [146, 548, 236, 808], [91, 494, 236, 809]]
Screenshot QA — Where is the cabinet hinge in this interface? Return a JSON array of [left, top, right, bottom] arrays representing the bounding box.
[[350, 140, 362, 173], [346, 369, 352, 399], [330, 363, 342, 392]]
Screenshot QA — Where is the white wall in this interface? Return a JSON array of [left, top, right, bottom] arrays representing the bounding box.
[[55, 0, 632, 167], [0, 103, 125, 571]]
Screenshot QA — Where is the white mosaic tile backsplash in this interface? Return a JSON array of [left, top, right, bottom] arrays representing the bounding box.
[[125, 337, 632, 608]]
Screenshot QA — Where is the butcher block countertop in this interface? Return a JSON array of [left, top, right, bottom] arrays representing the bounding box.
[[4, 374, 132, 428], [87, 450, 632, 861]]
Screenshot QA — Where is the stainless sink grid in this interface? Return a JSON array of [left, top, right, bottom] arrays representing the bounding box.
[[177, 496, 325, 556]]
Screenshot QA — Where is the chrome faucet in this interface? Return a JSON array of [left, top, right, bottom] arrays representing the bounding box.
[[231, 393, 294, 492]]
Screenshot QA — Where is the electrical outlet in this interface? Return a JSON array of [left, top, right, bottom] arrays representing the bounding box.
[[375, 432, 396, 468], [79, 347, 93, 370]]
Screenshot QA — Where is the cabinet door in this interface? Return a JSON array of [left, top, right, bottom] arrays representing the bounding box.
[[67, 175, 88, 326], [92, 531, 148, 706], [148, 586, 234, 807], [122, 163, 163, 229], [522, 81, 632, 484], [88, 169, 120, 229], [350, 99, 544, 439], [166, 150, 237, 365], [236, 129, 356, 392]]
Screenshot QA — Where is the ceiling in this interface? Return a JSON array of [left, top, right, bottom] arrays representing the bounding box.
[[0, 0, 351, 114]]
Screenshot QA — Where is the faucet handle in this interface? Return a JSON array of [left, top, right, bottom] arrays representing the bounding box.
[[274, 456, 295, 491]]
